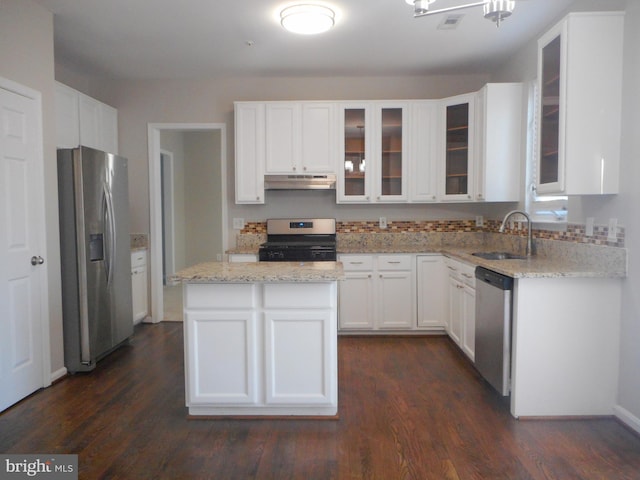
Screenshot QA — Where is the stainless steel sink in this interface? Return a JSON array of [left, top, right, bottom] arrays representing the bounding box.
[[472, 251, 529, 260]]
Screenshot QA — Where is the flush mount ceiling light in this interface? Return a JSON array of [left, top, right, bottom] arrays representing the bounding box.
[[405, 0, 516, 27], [280, 4, 336, 35]]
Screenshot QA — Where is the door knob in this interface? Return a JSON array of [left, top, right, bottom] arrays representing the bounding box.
[[31, 256, 44, 266]]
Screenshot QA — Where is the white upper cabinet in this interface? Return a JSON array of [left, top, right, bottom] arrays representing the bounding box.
[[536, 12, 624, 195], [234, 102, 265, 204], [55, 82, 80, 148], [301, 103, 337, 173], [338, 102, 409, 203], [475, 83, 523, 202], [439, 93, 476, 202], [265, 102, 336, 174], [234, 91, 523, 204], [55, 82, 118, 154], [410, 101, 438, 202]]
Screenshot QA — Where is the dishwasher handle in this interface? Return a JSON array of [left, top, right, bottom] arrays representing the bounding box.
[[475, 267, 513, 290]]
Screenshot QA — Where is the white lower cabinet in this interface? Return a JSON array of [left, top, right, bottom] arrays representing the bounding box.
[[186, 309, 259, 405], [131, 250, 148, 324], [416, 255, 448, 329], [338, 254, 415, 331], [445, 257, 476, 361], [184, 281, 337, 416], [377, 255, 414, 329]]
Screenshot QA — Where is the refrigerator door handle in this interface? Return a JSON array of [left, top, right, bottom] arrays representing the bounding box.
[[103, 184, 116, 286]]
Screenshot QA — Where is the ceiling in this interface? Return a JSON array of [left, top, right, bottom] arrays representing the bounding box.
[[33, 0, 578, 80]]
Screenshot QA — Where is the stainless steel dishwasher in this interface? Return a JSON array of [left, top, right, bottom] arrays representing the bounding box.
[[474, 267, 514, 396]]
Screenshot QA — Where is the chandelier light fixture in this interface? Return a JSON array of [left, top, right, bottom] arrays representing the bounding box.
[[280, 4, 336, 35], [405, 0, 516, 27]]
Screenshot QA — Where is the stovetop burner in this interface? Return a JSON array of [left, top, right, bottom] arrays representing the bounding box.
[[259, 218, 336, 262]]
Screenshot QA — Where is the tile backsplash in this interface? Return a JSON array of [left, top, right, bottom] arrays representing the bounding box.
[[239, 220, 625, 248]]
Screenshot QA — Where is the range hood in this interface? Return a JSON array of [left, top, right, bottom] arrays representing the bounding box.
[[264, 173, 336, 190]]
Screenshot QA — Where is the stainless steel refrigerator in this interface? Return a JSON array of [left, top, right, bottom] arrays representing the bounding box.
[[58, 146, 133, 373]]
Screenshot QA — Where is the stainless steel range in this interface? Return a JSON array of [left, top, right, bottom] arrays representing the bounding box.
[[259, 218, 337, 262]]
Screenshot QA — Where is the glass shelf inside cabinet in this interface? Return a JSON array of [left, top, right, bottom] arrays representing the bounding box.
[[381, 107, 403, 196], [344, 108, 366, 196], [445, 103, 469, 195], [539, 35, 561, 186]]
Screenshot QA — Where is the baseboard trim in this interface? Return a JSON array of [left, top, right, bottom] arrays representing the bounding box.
[[614, 405, 640, 436], [50, 367, 67, 384]]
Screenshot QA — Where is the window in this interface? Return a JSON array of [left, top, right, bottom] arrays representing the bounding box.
[[525, 80, 567, 227]]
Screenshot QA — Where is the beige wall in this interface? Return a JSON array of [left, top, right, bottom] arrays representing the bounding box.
[[0, 0, 65, 377], [183, 130, 223, 265], [160, 130, 224, 270]]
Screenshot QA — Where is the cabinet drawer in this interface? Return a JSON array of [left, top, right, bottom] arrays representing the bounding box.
[[339, 255, 374, 271], [377, 255, 412, 270], [459, 266, 476, 288], [264, 283, 334, 309], [185, 283, 257, 309], [445, 257, 475, 287], [131, 250, 147, 268]]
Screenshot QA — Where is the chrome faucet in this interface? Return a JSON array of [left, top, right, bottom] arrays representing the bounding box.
[[499, 210, 534, 257]]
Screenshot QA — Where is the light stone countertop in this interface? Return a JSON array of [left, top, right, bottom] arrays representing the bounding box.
[[443, 249, 626, 279], [227, 231, 626, 279], [171, 261, 345, 284]]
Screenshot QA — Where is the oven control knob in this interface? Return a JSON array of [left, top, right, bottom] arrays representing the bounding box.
[[268, 251, 284, 260]]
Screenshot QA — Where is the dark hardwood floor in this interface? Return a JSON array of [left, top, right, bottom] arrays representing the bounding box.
[[1, 323, 640, 479]]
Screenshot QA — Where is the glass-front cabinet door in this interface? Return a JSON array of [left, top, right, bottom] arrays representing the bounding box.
[[339, 104, 370, 202], [377, 103, 408, 201], [440, 94, 475, 201], [537, 28, 564, 194], [338, 102, 408, 203]]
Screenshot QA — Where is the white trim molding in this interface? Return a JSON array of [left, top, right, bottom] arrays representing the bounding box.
[[614, 405, 640, 436], [147, 123, 228, 324]]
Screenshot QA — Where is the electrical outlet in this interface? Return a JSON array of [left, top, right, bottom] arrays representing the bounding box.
[[233, 218, 245, 230], [379, 217, 387, 229], [607, 218, 618, 242], [585, 217, 595, 237], [475, 215, 484, 227], [216, 254, 222, 261]]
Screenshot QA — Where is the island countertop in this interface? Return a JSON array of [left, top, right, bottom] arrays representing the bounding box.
[[171, 261, 345, 284]]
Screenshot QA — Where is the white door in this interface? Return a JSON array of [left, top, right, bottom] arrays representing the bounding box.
[[0, 84, 46, 412]]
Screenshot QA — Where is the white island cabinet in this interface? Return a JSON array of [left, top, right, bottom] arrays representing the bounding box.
[[176, 261, 342, 417]]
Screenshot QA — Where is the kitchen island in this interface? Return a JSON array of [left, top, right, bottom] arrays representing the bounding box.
[[172, 261, 344, 417]]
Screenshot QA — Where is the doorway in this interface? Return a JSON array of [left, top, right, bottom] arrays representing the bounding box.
[[148, 123, 227, 323]]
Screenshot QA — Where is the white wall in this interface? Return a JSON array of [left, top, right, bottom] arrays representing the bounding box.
[[0, 0, 65, 377]]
